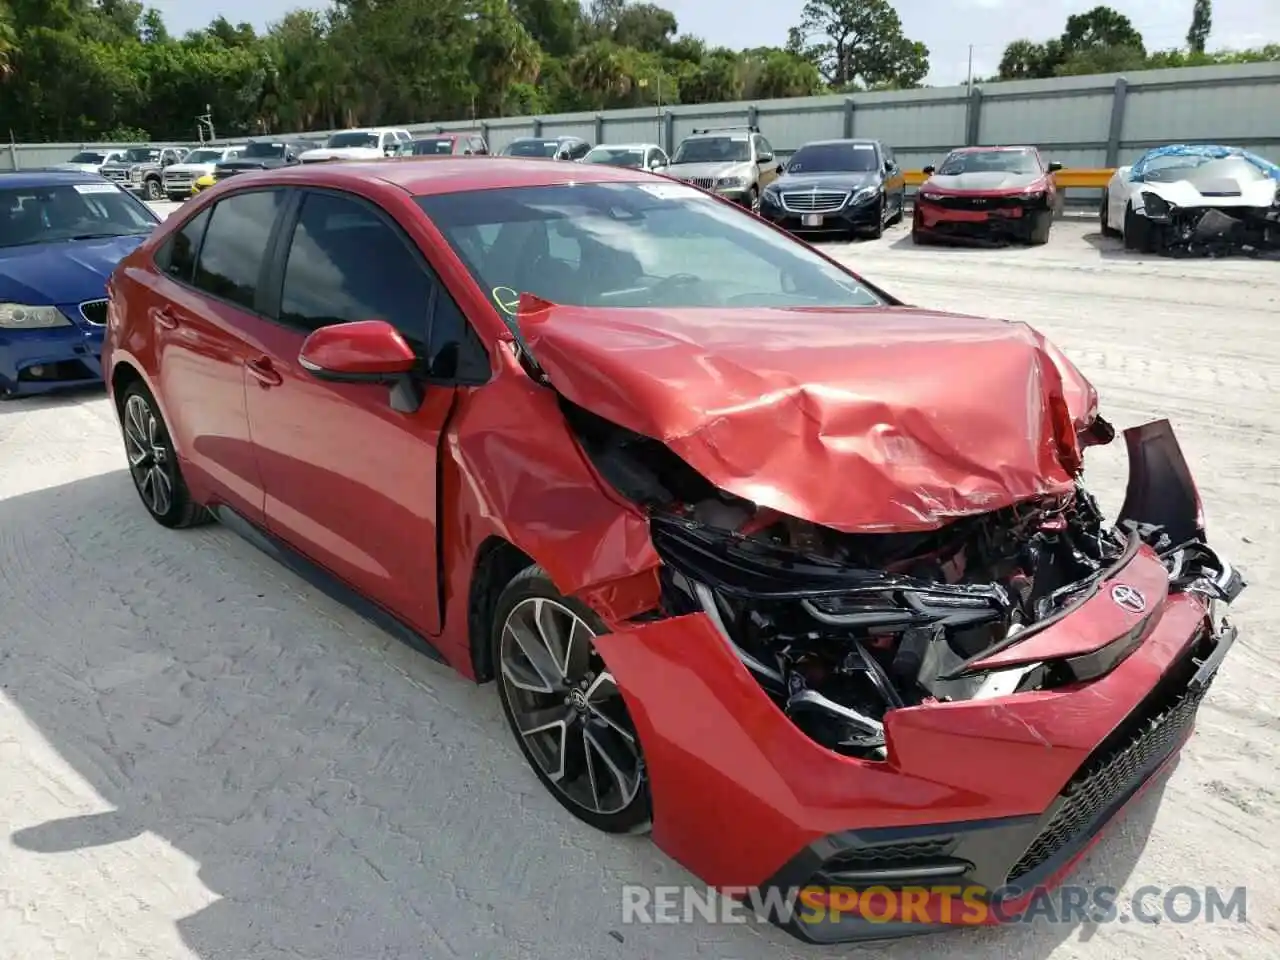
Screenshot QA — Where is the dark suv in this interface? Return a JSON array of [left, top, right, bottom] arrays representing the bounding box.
[[213, 139, 317, 182]]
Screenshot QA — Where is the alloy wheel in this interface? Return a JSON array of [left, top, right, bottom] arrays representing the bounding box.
[[122, 393, 174, 517], [499, 596, 644, 816]]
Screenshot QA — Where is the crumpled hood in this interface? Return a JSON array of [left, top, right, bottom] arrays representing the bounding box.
[[926, 171, 1044, 193], [1140, 176, 1278, 209], [0, 235, 147, 304], [517, 298, 1098, 533]]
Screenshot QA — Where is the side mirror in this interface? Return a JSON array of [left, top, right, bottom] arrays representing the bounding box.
[[1047, 160, 1063, 173], [298, 320, 417, 383], [649, 157, 663, 169], [759, 151, 773, 163], [922, 164, 935, 175]]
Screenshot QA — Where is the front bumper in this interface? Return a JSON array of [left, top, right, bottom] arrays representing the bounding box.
[[759, 191, 882, 234], [914, 197, 1045, 243], [0, 306, 105, 396], [596, 589, 1232, 942]]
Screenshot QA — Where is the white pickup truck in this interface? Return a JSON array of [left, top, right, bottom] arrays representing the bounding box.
[[298, 127, 412, 162], [161, 144, 247, 201]]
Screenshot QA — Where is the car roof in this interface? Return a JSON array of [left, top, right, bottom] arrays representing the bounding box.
[[799, 138, 880, 147], [950, 145, 1036, 153], [245, 156, 660, 196], [590, 143, 659, 150], [0, 169, 117, 188], [511, 135, 579, 143]]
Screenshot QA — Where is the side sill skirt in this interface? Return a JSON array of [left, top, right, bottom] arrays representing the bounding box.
[[210, 505, 446, 664]]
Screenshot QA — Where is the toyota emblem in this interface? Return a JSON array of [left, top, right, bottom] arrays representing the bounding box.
[[1110, 584, 1147, 614]]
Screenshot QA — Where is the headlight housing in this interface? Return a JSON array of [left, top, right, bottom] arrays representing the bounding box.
[[1018, 189, 1046, 201], [918, 190, 943, 201], [852, 186, 879, 203], [716, 176, 746, 189], [1141, 191, 1172, 219], [0, 303, 72, 329]]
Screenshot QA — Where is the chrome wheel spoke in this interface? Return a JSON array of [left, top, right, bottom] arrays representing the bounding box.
[[499, 595, 646, 816]]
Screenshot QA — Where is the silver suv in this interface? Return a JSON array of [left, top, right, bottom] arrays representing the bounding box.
[[663, 125, 784, 212]]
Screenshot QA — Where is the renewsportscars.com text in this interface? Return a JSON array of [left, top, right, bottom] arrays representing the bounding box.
[[621, 884, 1248, 927]]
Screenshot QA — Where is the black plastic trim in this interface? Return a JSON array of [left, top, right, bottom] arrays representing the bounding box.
[[211, 505, 446, 664]]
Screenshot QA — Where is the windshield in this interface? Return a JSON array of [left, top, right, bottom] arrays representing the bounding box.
[[786, 142, 878, 174], [69, 152, 105, 164], [937, 149, 1040, 176], [503, 139, 561, 158], [672, 136, 750, 164], [183, 149, 223, 164], [583, 148, 645, 167], [406, 138, 455, 155], [0, 183, 158, 248], [416, 182, 882, 312], [123, 148, 160, 163], [327, 132, 379, 149], [242, 141, 285, 158]]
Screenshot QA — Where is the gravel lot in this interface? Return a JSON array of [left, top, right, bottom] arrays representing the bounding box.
[[0, 207, 1276, 959]]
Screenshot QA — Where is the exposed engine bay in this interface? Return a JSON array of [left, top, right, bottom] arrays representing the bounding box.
[[561, 397, 1245, 762], [1143, 201, 1280, 257]]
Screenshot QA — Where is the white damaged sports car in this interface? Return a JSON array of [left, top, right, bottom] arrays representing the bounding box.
[[1101, 144, 1280, 255]]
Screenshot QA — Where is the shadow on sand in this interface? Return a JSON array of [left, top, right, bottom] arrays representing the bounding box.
[[1, 470, 1167, 958]]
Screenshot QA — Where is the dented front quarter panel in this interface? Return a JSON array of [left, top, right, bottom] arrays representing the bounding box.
[[592, 590, 1210, 891], [441, 345, 661, 631], [516, 296, 1098, 533]]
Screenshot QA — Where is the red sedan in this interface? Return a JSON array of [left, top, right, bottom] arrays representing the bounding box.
[[102, 158, 1242, 942], [913, 145, 1062, 245]]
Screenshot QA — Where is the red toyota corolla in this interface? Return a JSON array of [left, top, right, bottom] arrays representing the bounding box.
[[103, 158, 1243, 942]]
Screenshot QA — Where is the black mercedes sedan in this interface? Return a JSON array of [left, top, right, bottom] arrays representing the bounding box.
[[758, 138, 907, 239]]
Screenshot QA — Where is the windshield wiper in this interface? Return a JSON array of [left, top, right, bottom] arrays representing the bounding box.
[[63, 231, 148, 242]]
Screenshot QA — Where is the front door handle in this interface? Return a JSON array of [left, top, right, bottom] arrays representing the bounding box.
[[245, 356, 283, 387]]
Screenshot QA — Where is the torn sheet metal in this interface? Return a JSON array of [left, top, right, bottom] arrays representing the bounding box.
[[515, 295, 1098, 533]]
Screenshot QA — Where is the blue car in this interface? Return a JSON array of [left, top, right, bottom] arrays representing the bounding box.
[[0, 169, 161, 398]]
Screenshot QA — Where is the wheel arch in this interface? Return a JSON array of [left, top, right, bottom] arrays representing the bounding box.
[[467, 535, 536, 683]]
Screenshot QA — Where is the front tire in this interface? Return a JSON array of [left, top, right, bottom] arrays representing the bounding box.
[[493, 567, 651, 834], [144, 178, 163, 201], [1028, 208, 1053, 245], [864, 196, 885, 239], [119, 382, 211, 529], [747, 187, 759, 214], [887, 192, 905, 226], [1123, 201, 1160, 253]]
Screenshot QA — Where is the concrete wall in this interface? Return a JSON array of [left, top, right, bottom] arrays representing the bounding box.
[[5, 60, 1279, 184]]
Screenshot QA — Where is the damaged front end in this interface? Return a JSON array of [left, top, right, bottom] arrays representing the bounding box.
[[566, 398, 1245, 763], [1138, 190, 1280, 257]]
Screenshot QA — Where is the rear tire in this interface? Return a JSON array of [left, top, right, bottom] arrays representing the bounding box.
[[1099, 190, 1121, 238], [118, 381, 211, 529], [492, 566, 652, 834]]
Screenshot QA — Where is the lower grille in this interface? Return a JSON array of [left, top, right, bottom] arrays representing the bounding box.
[[1005, 648, 1213, 885], [103, 170, 129, 183], [78, 299, 108, 326], [781, 190, 849, 214]]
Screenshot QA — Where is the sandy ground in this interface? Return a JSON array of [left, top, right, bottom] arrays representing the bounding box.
[[0, 207, 1276, 959]]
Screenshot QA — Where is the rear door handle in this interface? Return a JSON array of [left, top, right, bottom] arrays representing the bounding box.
[[155, 306, 179, 330], [245, 356, 283, 387]]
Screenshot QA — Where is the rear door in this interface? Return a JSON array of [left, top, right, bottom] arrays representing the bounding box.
[[243, 188, 477, 635], [150, 189, 289, 520]]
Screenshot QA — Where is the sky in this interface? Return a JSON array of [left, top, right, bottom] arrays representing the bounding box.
[[147, 0, 1280, 87]]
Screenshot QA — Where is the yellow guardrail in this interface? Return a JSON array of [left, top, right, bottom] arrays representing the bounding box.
[[905, 168, 1114, 189]]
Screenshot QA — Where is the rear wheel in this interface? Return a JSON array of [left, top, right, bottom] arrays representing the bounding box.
[[493, 567, 651, 834], [1099, 190, 1121, 237], [119, 382, 211, 528]]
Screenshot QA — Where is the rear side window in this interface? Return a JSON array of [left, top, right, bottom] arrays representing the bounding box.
[[161, 208, 210, 284], [193, 190, 283, 310]]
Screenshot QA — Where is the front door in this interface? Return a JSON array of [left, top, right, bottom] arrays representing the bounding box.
[[243, 188, 455, 636], [150, 189, 288, 521]]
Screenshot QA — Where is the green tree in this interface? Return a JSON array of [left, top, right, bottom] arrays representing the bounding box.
[[1187, 0, 1212, 55], [790, 0, 929, 89]]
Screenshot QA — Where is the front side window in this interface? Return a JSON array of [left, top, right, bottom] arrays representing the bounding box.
[[192, 190, 283, 310], [417, 181, 883, 313], [937, 149, 1041, 176], [0, 183, 158, 249], [278, 192, 434, 349], [671, 136, 750, 164]]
